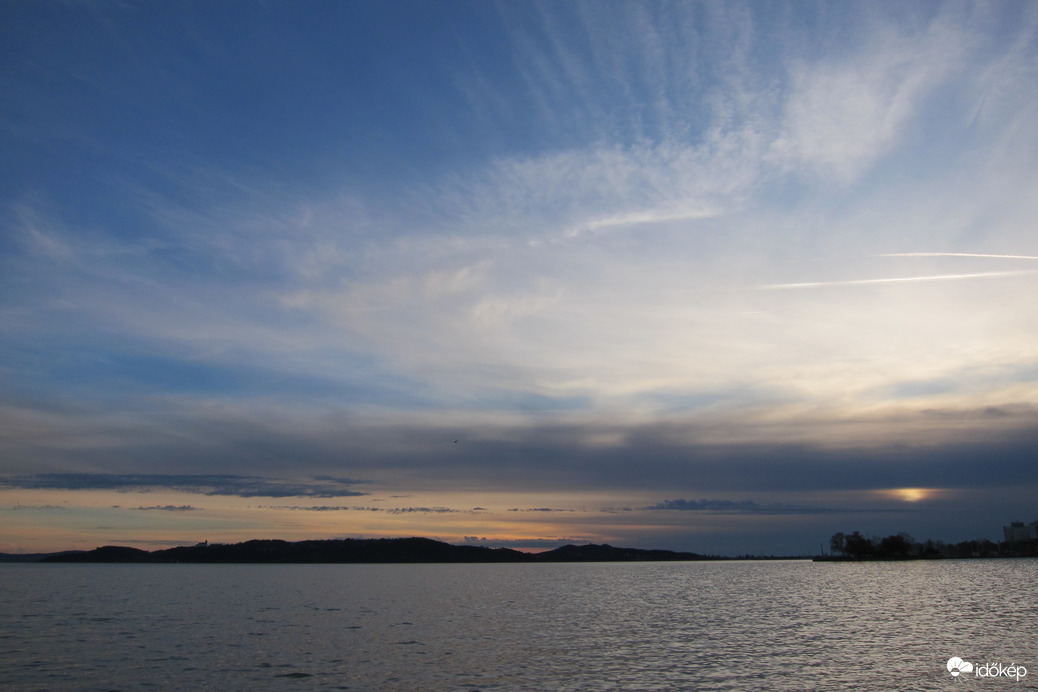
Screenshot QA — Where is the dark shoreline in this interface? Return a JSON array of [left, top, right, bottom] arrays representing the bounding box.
[[6, 537, 732, 564], [4, 537, 1032, 564], [812, 554, 1038, 562]]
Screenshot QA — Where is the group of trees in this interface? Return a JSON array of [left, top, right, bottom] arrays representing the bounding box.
[[828, 531, 1001, 559], [829, 531, 913, 558]]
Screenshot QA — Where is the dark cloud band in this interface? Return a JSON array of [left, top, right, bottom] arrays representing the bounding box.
[[0, 474, 369, 498], [645, 498, 867, 515]]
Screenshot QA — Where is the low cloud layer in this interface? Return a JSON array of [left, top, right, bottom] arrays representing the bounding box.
[[265, 505, 467, 515], [643, 499, 881, 515], [130, 505, 198, 512], [0, 474, 369, 498], [461, 537, 595, 550]]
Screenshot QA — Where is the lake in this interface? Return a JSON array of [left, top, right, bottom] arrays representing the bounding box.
[[2, 559, 1036, 690]]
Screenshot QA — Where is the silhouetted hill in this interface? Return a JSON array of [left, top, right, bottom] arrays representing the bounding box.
[[41, 537, 711, 564], [0, 550, 85, 562], [51, 546, 151, 562], [153, 538, 531, 563]]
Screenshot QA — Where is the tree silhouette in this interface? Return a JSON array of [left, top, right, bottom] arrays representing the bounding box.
[[843, 531, 874, 558], [878, 533, 912, 557]]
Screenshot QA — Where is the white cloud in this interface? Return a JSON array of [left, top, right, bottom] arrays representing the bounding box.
[[4, 1, 1037, 447], [770, 12, 970, 181]]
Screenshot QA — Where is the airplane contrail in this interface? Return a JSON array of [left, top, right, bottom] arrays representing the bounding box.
[[760, 270, 1037, 290], [878, 252, 1038, 260], [561, 208, 717, 240]]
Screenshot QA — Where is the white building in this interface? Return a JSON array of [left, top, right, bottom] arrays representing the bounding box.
[[1003, 521, 1038, 543]]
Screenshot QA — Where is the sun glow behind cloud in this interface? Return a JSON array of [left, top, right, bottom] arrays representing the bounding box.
[[880, 488, 942, 503]]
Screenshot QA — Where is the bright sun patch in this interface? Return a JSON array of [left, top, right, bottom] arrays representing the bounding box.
[[882, 488, 938, 503]]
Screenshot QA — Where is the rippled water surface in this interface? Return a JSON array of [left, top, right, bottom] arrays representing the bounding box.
[[2, 560, 1037, 690]]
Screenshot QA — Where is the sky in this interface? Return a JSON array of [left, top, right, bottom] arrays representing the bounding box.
[[2, 1, 1038, 556]]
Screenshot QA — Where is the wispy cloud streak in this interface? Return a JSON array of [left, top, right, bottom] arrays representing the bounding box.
[[131, 505, 198, 512], [264, 505, 466, 514], [879, 253, 1038, 261], [760, 270, 1037, 290]]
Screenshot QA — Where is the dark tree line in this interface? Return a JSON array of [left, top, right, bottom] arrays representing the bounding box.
[[829, 531, 1002, 559]]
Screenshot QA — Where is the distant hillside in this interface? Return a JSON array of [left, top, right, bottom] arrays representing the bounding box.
[[46, 546, 153, 563], [159, 538, 530, 563], [0, 550, 85, 563], [41, 538, 711, 564]]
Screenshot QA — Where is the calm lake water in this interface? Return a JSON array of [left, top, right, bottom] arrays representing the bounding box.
[[2, 559, 1036, 691]]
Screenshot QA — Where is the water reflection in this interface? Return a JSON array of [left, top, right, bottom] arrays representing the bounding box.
[[1, 560, 1036, 690]]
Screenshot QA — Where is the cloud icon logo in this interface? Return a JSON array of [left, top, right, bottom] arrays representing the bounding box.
[[947, 657, 974, 678]]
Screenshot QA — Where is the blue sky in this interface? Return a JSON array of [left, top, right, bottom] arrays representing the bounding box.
[[2, 1, 1038, 555]]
